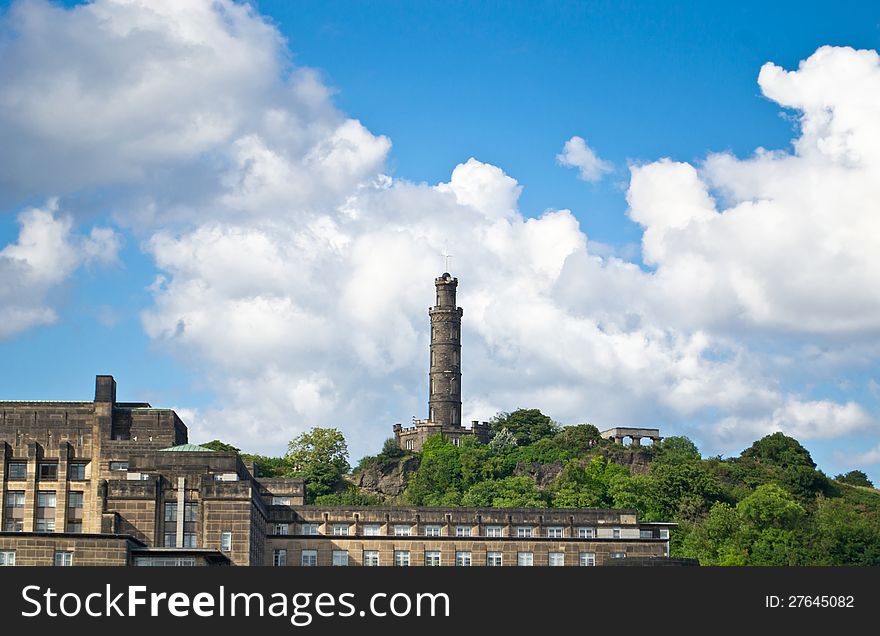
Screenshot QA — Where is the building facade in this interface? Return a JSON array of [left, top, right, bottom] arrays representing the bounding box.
[[0, 374, 677, 566], [394, 272, 490, 452]]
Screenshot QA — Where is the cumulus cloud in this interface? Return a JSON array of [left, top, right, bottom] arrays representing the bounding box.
[[0, 1, 876, 461], [628, 46, 880, 336], [0, 199, 120, 338], [557, 136, 614, 182], [839, 445, 880, 467]]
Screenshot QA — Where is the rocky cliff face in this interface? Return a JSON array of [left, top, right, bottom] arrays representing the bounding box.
[[513, 461, 564, 487], [513, 448, 654, 486], [349, 455, 421, 497], [600, 448, 654, 475]]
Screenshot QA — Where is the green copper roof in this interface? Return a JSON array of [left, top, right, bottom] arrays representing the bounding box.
[[158, 443, 214, 452]]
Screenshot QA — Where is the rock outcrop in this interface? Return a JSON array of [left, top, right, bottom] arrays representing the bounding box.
[[349, 455, 421, 497]]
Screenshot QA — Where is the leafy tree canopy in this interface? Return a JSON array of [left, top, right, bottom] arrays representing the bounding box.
[[741, 432, 816, 468], [656, 436, 701, 463], [835, 469, 874, 488], [554, 424, 601, 454], [490, 409, 560, 446], [286, 427, 350, 501], [199, 440, 241, 453]]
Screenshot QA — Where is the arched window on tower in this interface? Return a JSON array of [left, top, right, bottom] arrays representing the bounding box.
[[451, 407, 458, 425]]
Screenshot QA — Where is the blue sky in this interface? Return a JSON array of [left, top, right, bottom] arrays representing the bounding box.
[[1, 0, 879, 481]]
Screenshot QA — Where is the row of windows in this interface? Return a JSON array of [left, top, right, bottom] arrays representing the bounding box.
[[270, 523, 628, 538], [4, 462, 89, 481], [3, 491, 83, 533], [0, 551, 73, 566], [271, 549, 602, 567]]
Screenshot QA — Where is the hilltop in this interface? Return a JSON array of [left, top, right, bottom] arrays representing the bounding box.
[[201, 409, 880, 566]]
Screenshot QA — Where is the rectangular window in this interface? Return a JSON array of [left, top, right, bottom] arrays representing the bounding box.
[[3, 491, 25, 532], [610, 552, 626, 559], [363, 550, 380, 567], [182, 533, 197, 548], [38, 463, 58, 481], [484, 525, 502, 538], [134, 557, 196, 567], [36, 491, 56, 532], [612, 528, 621, 539], [640, 529, 654, 539], [393, 524, 412, 536], [275, 523, 289, 535], [272, 496, 291, 506], [455, 551, 472, 566], [394, 550, 410, 567], [67, 491, 84, 533], [163, 501, 178, 545], [332, 523, 350, 536], [0, 551, 15, 566], [301, 523, 319, 535], [6, 462, 26, 480], [302, 550, 318, 567], [455, 525, 471, 537], [577, 527, 595, 539], [332, 550, 349, 566], [221, 531, 232, 552], [517, 552, 534, 566], [580, 552, 596, 567], [486, 552, 503, 567], [183, 502, 198, 522], [424, 551, 441, 566], [68, 464, 86, 481], [546, 526, 564, 538], [109, 461, 128, 471], [423, 525, 442, 537], [273, 549, 287, 567], [549, 552, 565, 566], [54, 551, 73, 567], [362, 523, 381, 536], [660, 529, 670, 540], [516, 526, 533, 538]]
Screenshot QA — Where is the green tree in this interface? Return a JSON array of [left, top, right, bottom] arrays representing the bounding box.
[[736, 483, 805, 530], [554, 424, 601, 454], [461, 476, 546, 508], [286, 427, 350, 501], [488, 427, 518, 452], [649, 461, 725, 520], [811, 496, 880, 565], [834, 469, 874, 488], [199, 440, 241, 453], [741, 432, 815, 468], [241, 453, 292, 478], [656, 436, 701, 463], [490, 409, 560, 446], [404, 435, 462, 505]]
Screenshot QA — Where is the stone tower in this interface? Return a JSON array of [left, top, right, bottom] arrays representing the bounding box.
[[428, 272, 463, 426]]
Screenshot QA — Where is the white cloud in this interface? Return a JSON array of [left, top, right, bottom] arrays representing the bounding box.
[[0, 199, 120, 338], [839, 445, 880, 467], [0, 2, 876, 461], [714, 399, 872, 449], [628, 45, 880, 336], [557, 136, 614, 182]]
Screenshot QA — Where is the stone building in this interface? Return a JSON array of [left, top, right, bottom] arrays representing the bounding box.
[[394, 272, 490, 452], [0, 374, 679, 566]]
